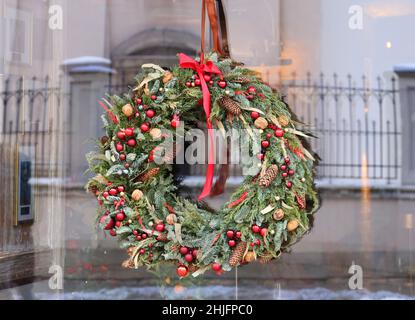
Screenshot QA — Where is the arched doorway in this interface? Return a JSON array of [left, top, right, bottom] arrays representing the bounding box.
[[110, 28, 200, 88]]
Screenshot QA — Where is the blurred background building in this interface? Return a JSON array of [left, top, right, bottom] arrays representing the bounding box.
[[0, 0, 415, 299]]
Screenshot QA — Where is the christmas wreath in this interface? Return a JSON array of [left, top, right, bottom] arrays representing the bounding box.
[[86, 52, 319, 278]]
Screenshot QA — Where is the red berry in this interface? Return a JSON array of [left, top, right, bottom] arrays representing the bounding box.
[[179, 247, 189, 255], [218, 80, 227, 88], [235, 231, 242, 238], [136, 98, 142, 105], [192, 249, 198, 258], [257, 153, 265, 161], [228, 240, 236, 247], [261, 140, 270, 148], [100, 215, 114, 230], [146, 109, 155, 118], [250, 242, 255, 247], [255, 239, 261, 246], [119, 154, 126, 161], [141, 233, 147, 239], [282, 172, 288, 178], [109, 229, 117, 236], [136, 235, 142, 241], [156, 223, 165, 232], [124, 128, 134, 137], [246, 94, 254, 100], [109, 188, 117, 196], [203, 74, 211, 82], [208, 80, 214, 86], [171, 119, 179, 128], [124, 163, 130, 169], [115, 221, 122, 228], [177, 265, 188, 277], [274, 128, 284, 137], [116, 212, 125, 221], [117, 131, 126, 140], [140, 123, 150, 132], [260, 228, 267, 237], [226, 230, 235, 239], [247, 86, 257, 94], [151, 95, 157, 100], [252, 225, 261, 233], [102, 191, 109, 199], [115, 142, 123, 152], [185, 81, 191, 87], [286, 181, 293, 188], [117, 186, 125, 193], [281, 165, 287, 171], [195, 79, 201, 86], [288, 169, 295, 176], [184, 253, 193, 263], [127, 139, 136, 147], [139, 248, 145, 254], [212, 263, 221, 272], [266, 133, 272, 139], [133, 230, 138, 235], [285, 157, 290, 164]]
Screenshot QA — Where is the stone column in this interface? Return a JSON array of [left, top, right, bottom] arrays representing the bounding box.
[[395, 65, 415, 186], [62, 56, 115, 185]]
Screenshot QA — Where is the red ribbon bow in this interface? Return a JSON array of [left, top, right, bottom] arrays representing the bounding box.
[[179, 53, 221, 200]]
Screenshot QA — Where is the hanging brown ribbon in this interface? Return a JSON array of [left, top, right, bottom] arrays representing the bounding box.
[[201, 0, 225, 59]]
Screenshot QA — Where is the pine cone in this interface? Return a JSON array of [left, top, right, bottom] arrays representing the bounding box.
[[136, 167, 160, 182], [258, 165, 279, 188], [229, 241, 247, 266], [219, 96, 242, 116], [232, 76, 251, 84], [258, 254, 273, 264]]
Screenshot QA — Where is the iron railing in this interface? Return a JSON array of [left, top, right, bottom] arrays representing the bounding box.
[[0, 76, 64, 177], [278, 72, 401, 185]]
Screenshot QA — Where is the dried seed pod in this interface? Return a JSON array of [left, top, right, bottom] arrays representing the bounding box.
[[131, 189, 143, 201], [163, 71, 173, 84], [273, 208, 285, 221], [254, 117, 268, 130], [121, 259, 135, 269], [244, 251, 256, 263], [100, 135, 109, 145], [93, 174, 108, 185], [127, 246, 136, 256], [287, 220, 299, 232], [166, 213, 177, 225], [278, 115, 290, 127], [149, 128, 162, 140], [122, 103, 134, 117]]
